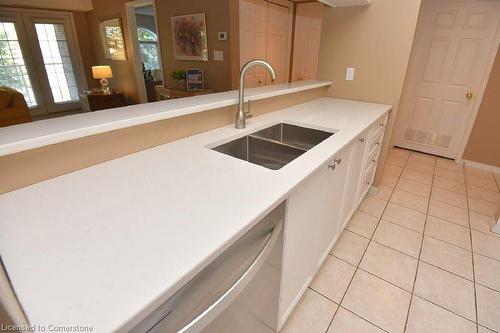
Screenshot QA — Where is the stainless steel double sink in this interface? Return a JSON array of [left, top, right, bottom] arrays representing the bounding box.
[[211, 123, 336, 170]]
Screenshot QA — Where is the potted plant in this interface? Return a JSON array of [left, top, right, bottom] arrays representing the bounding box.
[[171, 69, 186, 90]]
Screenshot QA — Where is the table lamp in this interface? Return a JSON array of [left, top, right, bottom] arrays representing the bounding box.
[[92, 65, 113, 94]]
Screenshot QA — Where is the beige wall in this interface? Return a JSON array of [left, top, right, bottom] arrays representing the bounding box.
[[156, 0, 233, 92], [72, 10, 96, 90], [463, 49, 500, 167], [317, 0, 422, 185], [85, 0, 234, 104]]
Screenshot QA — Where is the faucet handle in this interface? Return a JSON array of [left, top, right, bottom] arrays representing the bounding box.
[[245, 99, 253, 119]]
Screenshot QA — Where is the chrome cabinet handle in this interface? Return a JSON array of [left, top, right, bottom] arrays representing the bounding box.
[[358, 137, 365, 143], [334, 158, 342, 164], [328, 163, 336, 170], [375, 142, 380, 146], [371, 159, 376, 163], [177, 221, 283, 333]]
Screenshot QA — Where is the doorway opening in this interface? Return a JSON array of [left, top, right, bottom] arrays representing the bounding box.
[[125, 0, 164, 104], [393, 0, 500, 160]]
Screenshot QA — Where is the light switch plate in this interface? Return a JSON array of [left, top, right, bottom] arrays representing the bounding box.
[[346, 67, 355, 80], [213, 50, 224, 61]]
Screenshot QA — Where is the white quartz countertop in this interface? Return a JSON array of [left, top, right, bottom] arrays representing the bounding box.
[[0, 80, 331, 156], [0, 97, 391, 332]]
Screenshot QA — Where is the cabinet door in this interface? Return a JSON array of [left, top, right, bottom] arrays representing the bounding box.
[[339, 128, 371, 227], [279, 166, 327, 325], [266, 1, 293, 84], [316, 143, 354, 265], [239, 0, 268, 87], [291, 2, 323, 81]]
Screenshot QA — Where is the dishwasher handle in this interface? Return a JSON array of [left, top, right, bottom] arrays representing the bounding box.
[[178, 219, 283, 333]]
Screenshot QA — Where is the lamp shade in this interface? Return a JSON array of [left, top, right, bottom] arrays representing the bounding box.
[[92, 65, 113, 79]]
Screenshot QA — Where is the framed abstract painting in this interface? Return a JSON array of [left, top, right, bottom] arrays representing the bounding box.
[[171, 13, 208, 61]]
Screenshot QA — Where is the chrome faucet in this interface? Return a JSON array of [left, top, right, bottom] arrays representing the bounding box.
[[236, 60, 277, 129]]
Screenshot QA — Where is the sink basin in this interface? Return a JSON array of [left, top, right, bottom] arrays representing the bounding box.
[[212, 135, 306, 170], [251, 123, 334, 150], [211, 123, 335, 170]]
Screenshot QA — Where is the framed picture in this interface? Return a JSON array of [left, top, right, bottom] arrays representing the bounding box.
[[99, 18, 126, 61], [171, 13, 208, 61], [186, 69, 205, 91]]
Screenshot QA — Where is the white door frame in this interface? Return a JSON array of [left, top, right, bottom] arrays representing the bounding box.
[[455, 36, 499, 163], [393, 0, 500, 162], [125, 0, 164, 104]]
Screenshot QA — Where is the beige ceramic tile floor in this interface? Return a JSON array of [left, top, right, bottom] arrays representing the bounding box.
[[281, 148, 500, 333]]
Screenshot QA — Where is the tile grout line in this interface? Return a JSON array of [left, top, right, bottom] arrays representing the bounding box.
[[337, 305, 391, 333], [324, 151, 411, 333], [464, 167, 480, 333], [402, 155, 438, 332], [333, 231, 480, 285], [308, 285, 392, 333]]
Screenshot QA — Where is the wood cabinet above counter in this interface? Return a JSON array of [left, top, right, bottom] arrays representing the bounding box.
[[317, 0, 371, 7]]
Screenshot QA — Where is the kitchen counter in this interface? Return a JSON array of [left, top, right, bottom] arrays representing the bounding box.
[[0, 97, 391, 332], [0, 80, 331, 156]]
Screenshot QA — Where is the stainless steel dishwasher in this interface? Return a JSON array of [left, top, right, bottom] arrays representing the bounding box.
[[132, 202, 285, 333]]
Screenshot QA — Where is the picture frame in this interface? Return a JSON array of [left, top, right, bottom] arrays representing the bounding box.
[[99, 18, 127, 61], [171, 13, 208, 61], [186, 69, 205, 91]]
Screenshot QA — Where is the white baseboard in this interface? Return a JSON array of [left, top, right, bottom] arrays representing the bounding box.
[[460, 159, 500, 174]]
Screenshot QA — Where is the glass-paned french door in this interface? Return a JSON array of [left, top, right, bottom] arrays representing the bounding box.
[[0, 9, 85, 116]]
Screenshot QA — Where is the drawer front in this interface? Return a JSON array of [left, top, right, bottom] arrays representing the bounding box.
[[369, 129, 384, 156], [371, 114, 387, 138], [359, 161, 376, 200], [364, 147, 379, 175]]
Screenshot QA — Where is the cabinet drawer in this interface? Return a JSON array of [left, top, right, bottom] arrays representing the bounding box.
[[369, 129, 384, 156], [371, 115, 387, 138], [364, 147, 379, 175], [359, 161, 376, 199]]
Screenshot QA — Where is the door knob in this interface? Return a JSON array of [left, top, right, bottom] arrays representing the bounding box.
[[466, 91, 473, 100]]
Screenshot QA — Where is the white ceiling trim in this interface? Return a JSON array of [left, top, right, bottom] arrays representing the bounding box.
[[0, 0, 93, 11]]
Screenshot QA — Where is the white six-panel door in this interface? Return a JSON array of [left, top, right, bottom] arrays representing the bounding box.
[[394, 0, 500, 159]]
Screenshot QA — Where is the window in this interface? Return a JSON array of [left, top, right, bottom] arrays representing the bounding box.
[[34, 23, 79, 103], [137, 27, 159, 71], [0, 10, 84, 115], [0, 21, 37, 106]]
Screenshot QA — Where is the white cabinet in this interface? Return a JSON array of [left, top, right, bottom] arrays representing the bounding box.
[[279, 142, 354, 326], [279, 114, 388, 329], [315, 144, 354, 266], [339, 128, 371, 229], [279, 165, 327, 325], [356, 114, 388, 205]]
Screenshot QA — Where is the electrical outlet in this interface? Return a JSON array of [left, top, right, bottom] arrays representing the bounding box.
[[346, 67, 355, 80]]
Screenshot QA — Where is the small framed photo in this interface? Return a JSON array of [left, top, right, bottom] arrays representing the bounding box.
[[99, 18, 126, 60], [186, 69, 204, 91]]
